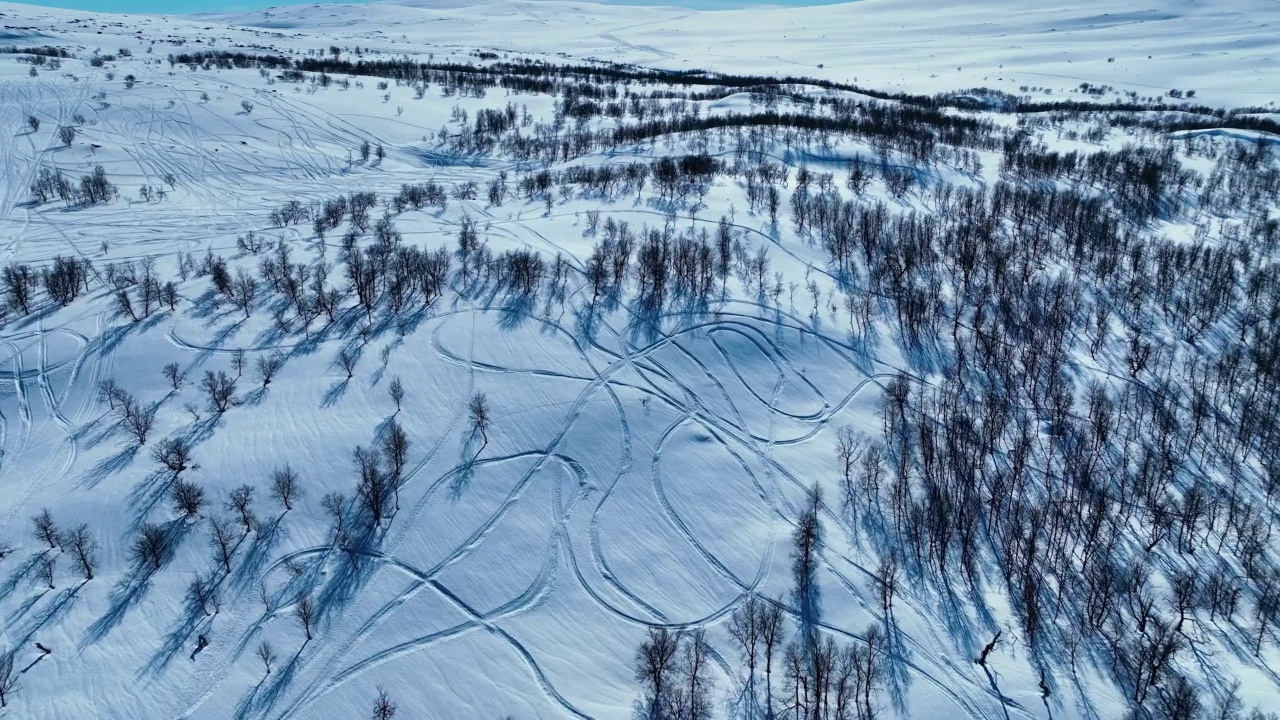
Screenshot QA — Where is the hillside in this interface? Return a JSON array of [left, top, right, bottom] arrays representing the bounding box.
[[0, 1, 1279, 719]]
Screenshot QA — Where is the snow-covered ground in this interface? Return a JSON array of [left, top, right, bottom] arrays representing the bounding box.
[[0, 0, 1278, 719]]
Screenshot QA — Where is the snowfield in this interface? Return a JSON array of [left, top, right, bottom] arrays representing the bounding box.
[[0, 1, 1278, 719]]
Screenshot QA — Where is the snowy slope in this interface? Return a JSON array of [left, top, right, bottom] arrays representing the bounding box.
[[0, 1, 1277, 719], [195, 0, 1280, 108]]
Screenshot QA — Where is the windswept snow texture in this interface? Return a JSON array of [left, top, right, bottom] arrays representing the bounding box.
[[0, 1, 1277, 719]]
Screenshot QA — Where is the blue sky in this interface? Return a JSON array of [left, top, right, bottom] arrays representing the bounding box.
[[10, 0, 841, 15]]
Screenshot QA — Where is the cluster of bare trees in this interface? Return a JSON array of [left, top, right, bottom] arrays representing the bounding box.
[[29, 165, 115, 207], [99, 378, 157, 445], [20, 509, 100, 589], [0, 256, 95, 317], [635, 494, 888, 720], [111, 257, 177, 322], [391, 181, 448, 214], [779, 119, 1280, 715], [326, 419, 413, 536], [635, 627, 714, 720]]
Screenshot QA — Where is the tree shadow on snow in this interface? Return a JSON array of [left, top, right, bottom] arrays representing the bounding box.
[[16, 583, 83, 648], [497, 292, 535, 331], [140, 571, 216, 679], [83, 519, 190, 647], [0, 551, 49, 602], [321, 378, 349, 408], [82, 567, 155, 647], [449, 431, 486, 501], [235, 644, 305, 720], [231, 514, 288, 596], [77, 441, 140, 489]]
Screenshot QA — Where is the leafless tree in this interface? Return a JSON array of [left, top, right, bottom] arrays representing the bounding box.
[[835, 426, 869, 516], [680, 629, 714, 720], [793, 485, 823, 649], [759, 597, 785, 716], [32, 508, 59, 550], [39, 555, 56, 589], [172, 479, 206, 518], [729, 595, 764, 711], [469, 392, 491, 444], [98, 378, 125, 410], [153, 437, 195, 476], [201, 370, 236, 413], [133, 522, 169, 570], [231, 349, 246, 378], [381, 421, 409, 510], [257, 640, 277, 675], [57, 125, 75, 147], [878, 554, 899, 621], [854, 623, 887, 719], [337, 347, 357, 380], [271, 465, 301, 511], [257, 351, 285, 387], [209, 516, 236, 573], [635, 627, 680, 720], [295, 594, 316, 642], [228, 485, 256, 534], [389, 376, 405, 412], [322, 492, 347, 534], [373, 687, 398, 720], [59, 524, 97, 581], [3, 263, 35, 315], [163, 362, 184, 390], [0, 650, 16, 708], [355, 446, 388, 527], [232, 269, 257, 317], [112, 390, 157, 446]]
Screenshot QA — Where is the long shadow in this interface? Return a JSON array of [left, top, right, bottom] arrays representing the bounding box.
[[450, 431, 485, 501], [184, 410, 224, 447], [83, 519, 190, 647], [78, 442, 140, 490], [20, 652, 47, 674], [571, 301, 601, 345], [0, 551, 47, 601], [236, 644, 305, 720], [231, 514, 287, 596], [94, 321, 138, 357], [883, 613, 913, 716], [321, 378, 349, 408], [240, 386, 268, 408], [141, 573, 214, 678], [934, 578, 980, 672], [82, 566, 154, 647], [69, 412, 115, 451], [125, 469, 176, 531], [7, 587, 49, 627], [6, 303, 59, 333], [373, 415, 397, 444], [978, 662, 1017, 720], [625, 300, 665, 347], [17, 584, 82, 646], [497, 292, 535, 330]]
